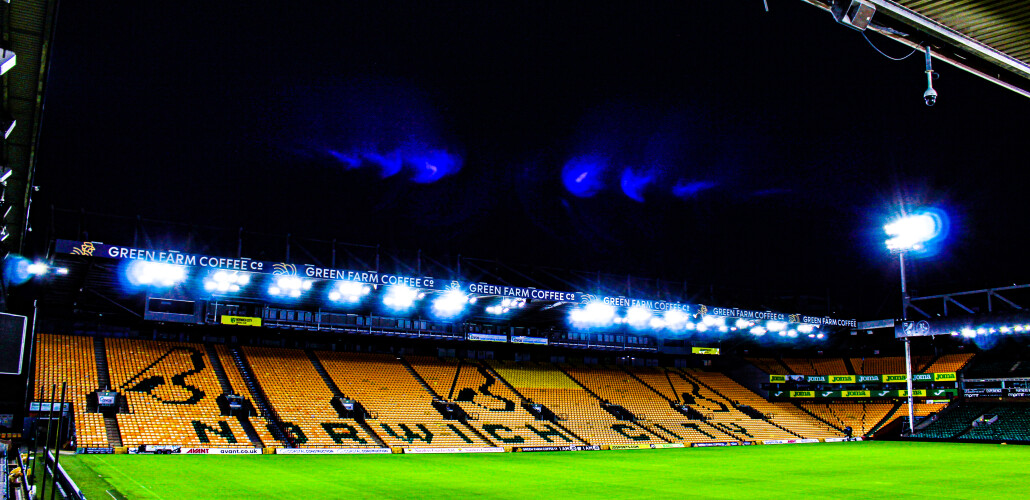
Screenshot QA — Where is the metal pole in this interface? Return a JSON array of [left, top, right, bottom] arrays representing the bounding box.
[[39, 384, 56, 500], [900, 253, 916, 434], [49, 382, 68, 500], [23, 300, 39, 415]]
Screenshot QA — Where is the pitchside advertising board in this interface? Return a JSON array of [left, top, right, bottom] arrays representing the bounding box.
[[769, 373, 956, 384], [779, 389, 957, 399], [277, 448, 391, 455], [56, 239, 858, 327]]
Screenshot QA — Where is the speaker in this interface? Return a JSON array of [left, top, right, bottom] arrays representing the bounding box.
[[832, 0, 876, 31]]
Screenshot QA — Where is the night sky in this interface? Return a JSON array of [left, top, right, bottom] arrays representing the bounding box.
[[32, 1, 1030, 319]]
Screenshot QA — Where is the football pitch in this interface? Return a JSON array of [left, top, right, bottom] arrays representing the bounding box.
[[61, 441, 1028, 499]]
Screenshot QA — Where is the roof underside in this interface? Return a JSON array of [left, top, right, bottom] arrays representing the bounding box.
[[804, 0, 1030, 97], [898, 0, 1030, 70]]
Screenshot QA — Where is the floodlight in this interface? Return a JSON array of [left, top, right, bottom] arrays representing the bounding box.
[[432, 290, 468, 319], [625, 306, 652, 327], [750, 326, 767, 336], [884, 212, 941, 252], [127, 261, 187, 288], [268, 275, 311, 298], [205, 270, 250, 293], [26, 262, 48, 275], [766, 321, 787, 332], [0, 168, 12, 184], [568, 301, 616, 327], [328, 280, 371, 303], [383, 285, 420, 311], [663, 309, 690, 330]]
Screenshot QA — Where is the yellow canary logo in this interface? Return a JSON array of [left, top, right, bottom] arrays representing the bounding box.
[[71, 242, 96, 256], [695, 304, 708, 318], [789, 314, 801, 323], [272, 263, 297, 276]]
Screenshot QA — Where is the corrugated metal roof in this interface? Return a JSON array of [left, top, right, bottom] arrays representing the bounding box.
[[895, 0, 1030, 72], [3, 0, 58, 254]]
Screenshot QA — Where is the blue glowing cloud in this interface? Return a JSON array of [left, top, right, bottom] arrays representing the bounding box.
[[620, 167, 655, 202], [562, 155, 608, 197], [672, 179, 718, 198]]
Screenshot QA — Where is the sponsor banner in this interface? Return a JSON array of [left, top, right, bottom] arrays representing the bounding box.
[[1006, 390, 1030, 398], [468, 283, 578, 302], [650, 443, 686, 449], [609, 444, 650, 450], [896, 390, 927, 398], [221, 315, 262, 327], [828, 375, 856, 384], [823, 437, 865, 443], [880, 372, 954, 383], [179, 448, 261, 455], [468, 333, 507, 343], [786, 389, 955, 399], [691, 442, 743, 448], [925, 400, 951, 404], [769, 375, 786, 384], [806, 375, 828, 383], [692, 347, 720, 355], [403, 447, 504, 454], [276, 448, 391, 455], [517, 445, 601, 452], [77, 447, 114, 454], [764, 439, 820, 445], [858, 375, 881, 383], [58, 238, 867, 329], [511, 336, 548, 345], [597, 295, 690, 313]]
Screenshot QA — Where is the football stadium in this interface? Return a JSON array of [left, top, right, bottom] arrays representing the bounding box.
[[2, 1, 1030, 499]]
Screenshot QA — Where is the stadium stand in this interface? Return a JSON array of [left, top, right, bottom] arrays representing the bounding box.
[[745, 358, 785, 375], [780, 358, 818, 376], [800, 403, 902, 436], [33, 334, 108, 448], [212, 344, 281, 447], [955, 405, 1030, 441], [107, 338, 255, 448], [963, 355, 1030, 379], [447, 361, 586, 447], [243, 347, 380, 448], [916, 404, 995, 440], [490, 361, 666, 446], [850, 356, 933, 375], [662, 368, 802, 442], [920, 353, 974, 374], [316, 351, 493, 448], [681, 369, 843, 440], [565, 364, 733, 444]]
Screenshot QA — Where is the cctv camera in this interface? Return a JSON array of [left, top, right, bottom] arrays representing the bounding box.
[[923, 86, 937, 106], [922, 46, 937, 106]]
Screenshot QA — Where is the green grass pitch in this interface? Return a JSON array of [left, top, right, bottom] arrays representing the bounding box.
[[61, 441, 1028, 499]]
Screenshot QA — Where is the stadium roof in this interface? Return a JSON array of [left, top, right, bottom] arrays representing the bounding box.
[[1, 0, 59, 254], [801, 0, 1030, 97]]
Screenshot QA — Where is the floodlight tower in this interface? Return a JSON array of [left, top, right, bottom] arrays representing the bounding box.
[[884, 212, 942, 434]]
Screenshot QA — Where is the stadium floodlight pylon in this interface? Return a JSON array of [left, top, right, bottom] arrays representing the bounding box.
[[884, 208, 946, 434]]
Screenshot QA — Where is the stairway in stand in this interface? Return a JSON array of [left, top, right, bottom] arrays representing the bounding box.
[[229, 347, 291, 447], [93, 337, 123, 447]]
